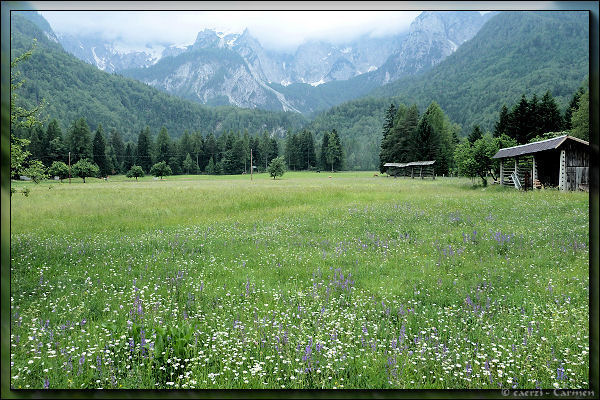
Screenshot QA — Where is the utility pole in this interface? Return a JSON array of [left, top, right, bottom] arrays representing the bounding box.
[[250, 149, 253, 181], [68, 152, 71, 184]]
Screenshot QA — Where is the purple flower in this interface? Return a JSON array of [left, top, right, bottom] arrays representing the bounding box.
[[43, 378, 49, 389], [557, 364, 565, 381]]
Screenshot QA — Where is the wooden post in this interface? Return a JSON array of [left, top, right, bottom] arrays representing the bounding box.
[[532, 155, 537, 188], [250, 149, 253, 181], [68, 152, 71, 184], [500, 159, 504, 185], [411, 167, 414, 179], [420, 166, 423, 179], [559, 149, 566, 191]]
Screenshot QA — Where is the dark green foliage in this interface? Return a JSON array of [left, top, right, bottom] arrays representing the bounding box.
[[27, 124, 45, 162], [92, 124, 110, 177], [537, 91, 564, 136], [285, 133, 302, 171], [154, 127, 171, 164], [310, 97, 391, 170], [71, 158, 99, 183], [323, 130, 344, 172], [136, 127, 153, 173], [150, 161, 172, 180], [379, 104, 397, 173], [46, 119, 66, 165], [205, 157, 216, 175], [495, 91, 568, 145], [67, 117, 92, 163], [182, 153, 197, 174], [563, 85, 586, 130], [123, 143, 134, 172], [370, 11, 588, 132], [267, 156, 286, 179], [319, 131, 330, 171], [468, 125, 483, 144], [571, 90, 589, 141], [299, 130, 317, 170], [493, 105, 509, 137], [109, 128, 126, 173], [10, 14, 307, 144]]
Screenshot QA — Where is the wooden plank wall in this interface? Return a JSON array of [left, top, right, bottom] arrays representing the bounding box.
[[564, 142, 589, 191]]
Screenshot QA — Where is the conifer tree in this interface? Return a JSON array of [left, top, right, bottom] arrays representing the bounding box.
[[136, 126, 153, 173], [468, 125, 483, 144], [67, 117, 93, 163], [538, 91, 564, 134], [92, 124, 110, 177], [493, 105, 509, 137]]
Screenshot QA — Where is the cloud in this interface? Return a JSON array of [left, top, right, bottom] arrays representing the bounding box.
[[40, 10, 421, 53]]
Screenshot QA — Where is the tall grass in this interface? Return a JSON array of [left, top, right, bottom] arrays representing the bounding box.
[[10, 173, 589, 389]]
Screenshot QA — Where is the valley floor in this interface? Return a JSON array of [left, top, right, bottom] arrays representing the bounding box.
[[9, 172, 589, 389]]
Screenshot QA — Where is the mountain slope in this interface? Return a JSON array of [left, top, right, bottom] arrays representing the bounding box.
[[374, 11, 492, 84], [370, 11, 588, 129], [10, 13, 307, 142], [307, 11, 589, 170], [119, 12, 488, 115]]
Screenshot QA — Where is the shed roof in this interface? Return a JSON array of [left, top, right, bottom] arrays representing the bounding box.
[[384, 160, 435, 167], [492, 135, 588, 159]]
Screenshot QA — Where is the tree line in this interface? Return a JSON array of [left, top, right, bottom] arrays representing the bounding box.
[[12, 113, 346, 182], [379, 84, 589, 186]]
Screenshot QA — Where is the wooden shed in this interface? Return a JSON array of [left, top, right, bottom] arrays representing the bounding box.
[[383, 161, 436, 179], [492, 135, 589, 191]]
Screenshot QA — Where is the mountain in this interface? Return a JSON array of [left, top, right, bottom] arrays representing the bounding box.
[[373, 11, 493, 84], [10, 12, 307, 143], [119, 12, 488, 114], [56, 32, 165, 72], [370, 11, 588, 129], [307, 11, 589, 170]]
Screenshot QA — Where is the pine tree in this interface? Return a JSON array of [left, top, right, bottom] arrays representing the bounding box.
[[205, 157, 216, 175], [319, 131, 330, 171], [67, 117, 92, 163], [28, 124, 45, 163], [571, 90, 589, 141], [191, 131, 205, 172], [493, 105, 509, 137], [379, 103, 397, 173], [44, 119, 63, 164], [415, 116, 439, 163], [285, 133, 301, 170], [182, 153, 197, 174], [468, 125, 483, 144], [109, 128, 125, 173], [564, 86, 585, 130], [92, 124, 110, 177], [300, 130, 317, 170], [538, 91, 564, 135], [154, 126, 171, 164], [507, 95, 530, 144], [136, 126, 153, 173], [331, 129, 344, 171], [204, 133, 218, 166], [123, 142, 134, 172]]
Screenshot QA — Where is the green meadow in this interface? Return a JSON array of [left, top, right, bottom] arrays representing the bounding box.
[[10, 172, 589, 389]]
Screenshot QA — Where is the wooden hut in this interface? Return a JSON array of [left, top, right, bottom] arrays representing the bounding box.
[[492, 135, 589, 191], [383, 161, 436, 179]]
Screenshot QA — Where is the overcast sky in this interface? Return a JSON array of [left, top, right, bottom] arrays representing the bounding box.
[[40, 11, 424, 53]]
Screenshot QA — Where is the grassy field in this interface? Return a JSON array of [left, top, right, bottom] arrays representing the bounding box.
[[9, 172, 589, 389]]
